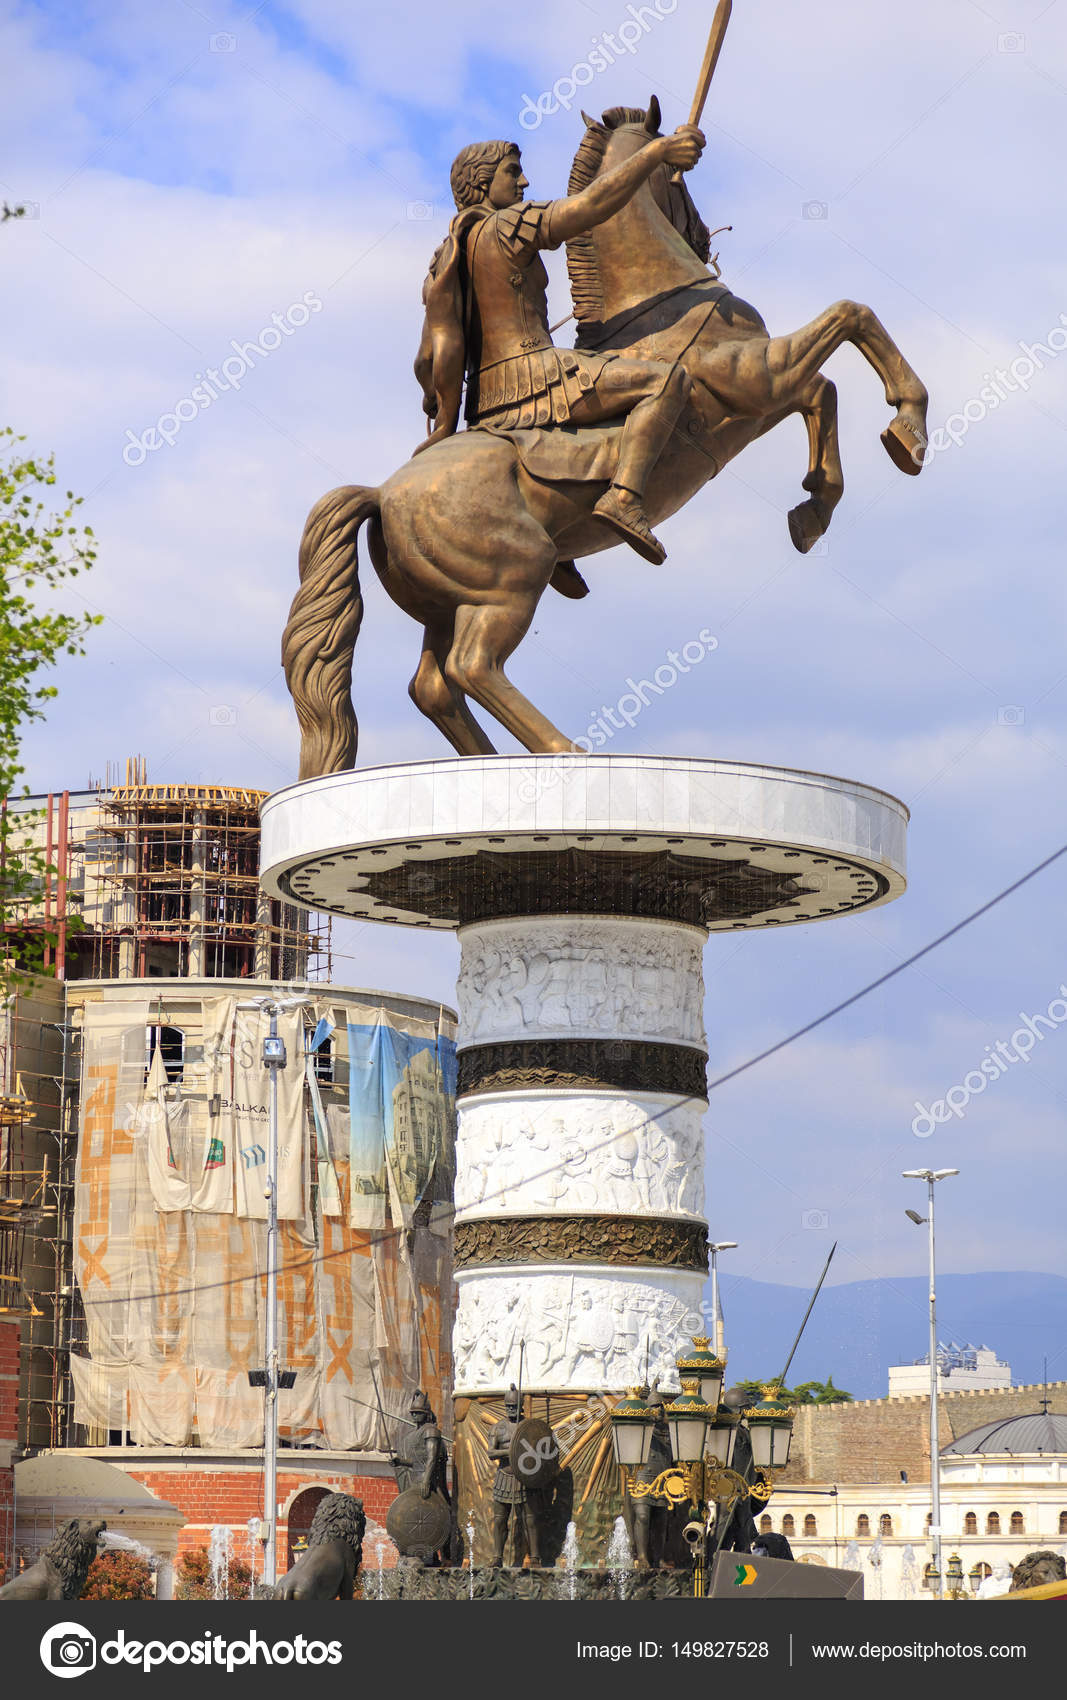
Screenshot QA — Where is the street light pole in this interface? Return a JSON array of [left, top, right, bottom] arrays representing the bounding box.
[[263, 1001, 281, 1589], [903, 1167, 959, 1602], [239, 993, 311, 1589], [708, 1241, 737, 1361]]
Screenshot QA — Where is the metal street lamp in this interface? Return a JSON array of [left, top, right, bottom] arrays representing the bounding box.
[[609, 1388, 654, 1471], [708, 1241, 738, 1360], [675, 1336, 725, 1409], [237, 992, 313, 1588], [745, 1385, 796, 1471], [902, 1166, 959, 1603]]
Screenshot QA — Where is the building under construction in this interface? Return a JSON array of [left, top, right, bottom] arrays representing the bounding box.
[[0, 765, 332, 1459], [0, 764, 456, 1587]]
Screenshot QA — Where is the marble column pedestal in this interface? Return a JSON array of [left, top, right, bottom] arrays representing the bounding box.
[[260, 754, 907, 1564]]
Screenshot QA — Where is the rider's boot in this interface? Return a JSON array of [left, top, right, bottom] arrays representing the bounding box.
[[593, 484, 668, 565], [593, 364, 691, 563]]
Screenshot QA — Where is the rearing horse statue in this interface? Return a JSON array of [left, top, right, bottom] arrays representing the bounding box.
[[283, 99, 928, 778]]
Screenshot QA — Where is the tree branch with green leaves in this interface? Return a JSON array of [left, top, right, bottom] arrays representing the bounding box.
[[0, 428, 100, 990]]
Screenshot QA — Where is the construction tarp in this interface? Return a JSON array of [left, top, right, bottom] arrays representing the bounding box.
[[71, 995, 456, 1450]]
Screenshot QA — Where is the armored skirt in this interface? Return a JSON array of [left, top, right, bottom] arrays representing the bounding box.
[[469, 347, 616, 431]]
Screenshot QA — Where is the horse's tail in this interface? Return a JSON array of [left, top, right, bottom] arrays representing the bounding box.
[[282, 484, 378, 780]]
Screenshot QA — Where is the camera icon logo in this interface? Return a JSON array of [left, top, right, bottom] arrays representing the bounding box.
[[996, 31, 1026, 53], [39, 1623, 97, 1679], [209, 704, 237, 726], [407, 201, 434, 221], [802, 1208, 830, 1230], [996, 704, 1026, 727], [210, 31, 237, 52], [803, 201, 829, 221]]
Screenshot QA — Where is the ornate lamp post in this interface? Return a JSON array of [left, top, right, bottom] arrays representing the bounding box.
[[609, 1339, 792, 1596], [945, 1551, 968, 1601]]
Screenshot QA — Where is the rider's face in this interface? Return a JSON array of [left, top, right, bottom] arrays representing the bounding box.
[[487, 153, 528, 209]]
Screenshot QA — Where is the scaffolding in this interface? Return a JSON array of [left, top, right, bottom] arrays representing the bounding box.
[[3, 765, 332, 985], [0, 989, 79, 1452], [0, 760, 335, 1452]]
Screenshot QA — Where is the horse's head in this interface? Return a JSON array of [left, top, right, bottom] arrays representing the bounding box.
[[567, 97, 713, 330]]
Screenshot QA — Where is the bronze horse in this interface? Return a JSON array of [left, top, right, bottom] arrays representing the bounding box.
[[283, 100, 927, 778]]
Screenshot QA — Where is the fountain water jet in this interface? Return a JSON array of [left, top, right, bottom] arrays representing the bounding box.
[[208, 1525, 232, 1600], [605, 1517, 633, 1602]]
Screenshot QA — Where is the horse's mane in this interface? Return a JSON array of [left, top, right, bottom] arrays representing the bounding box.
[[566, 107, 709, 329], [565, 109, 648, 325]]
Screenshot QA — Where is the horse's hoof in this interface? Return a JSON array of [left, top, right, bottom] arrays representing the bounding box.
[[881, 414, 926, 475], [788, 500, 825, 555]]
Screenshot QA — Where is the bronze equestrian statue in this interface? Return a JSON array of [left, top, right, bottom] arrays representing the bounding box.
[[284, 77, 928, 777]]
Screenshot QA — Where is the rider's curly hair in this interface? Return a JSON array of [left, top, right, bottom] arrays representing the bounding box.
[[450, 141, 520, 210]]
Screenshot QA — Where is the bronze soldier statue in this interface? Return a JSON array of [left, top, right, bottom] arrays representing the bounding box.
[[387, 1389, 452, 1565], [632, 1389, 674, 1570], [391, 1389, 451, 1502], [416, 125, 706, 566], [488, 1383, 541, 1567]]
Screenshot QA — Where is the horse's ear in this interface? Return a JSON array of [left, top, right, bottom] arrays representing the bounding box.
[[645, 94, 661, 134], [580, 110, 596, 128]]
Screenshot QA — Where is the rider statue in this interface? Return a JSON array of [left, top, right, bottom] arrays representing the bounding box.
[[415, 124, 705, 566]]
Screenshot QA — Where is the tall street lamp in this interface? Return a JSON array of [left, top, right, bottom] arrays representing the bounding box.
[[239, 993, 312, 1587], [902, 1166, 959, 1602], [708, 1240, 738, 1360]]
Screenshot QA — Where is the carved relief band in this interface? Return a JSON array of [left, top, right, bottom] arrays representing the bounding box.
[[457, 1039, 708, 1100], [454, 1215, 709, 1272], [454, 1089, 706, 1220], [456, 915, 707, 1049], [452, 1263, 707, 1395]]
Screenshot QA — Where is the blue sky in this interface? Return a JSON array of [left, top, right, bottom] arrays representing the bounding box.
[[3, 0, 1067, 1378]]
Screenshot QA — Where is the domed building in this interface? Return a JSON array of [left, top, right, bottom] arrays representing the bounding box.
[[765, 1397, 1067, 1599]]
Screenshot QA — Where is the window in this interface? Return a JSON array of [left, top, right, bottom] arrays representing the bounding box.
[[759, 1514, 772, 1534], [1060, 1511, 1067, 1535], [856, 1514, 870, 1537], [804, 1514, 817, 1536], [782, 1514, 795, 1536], [1010, 1511, 1025, 1534], [308, 1034, 334, 1085], [148, 1024, 185, 1083], [964, 1512, 977, 1534], [925, 1513, 933, 1529], [878, 1514, 893, 1536], [986, 1512, 1000, 1535]]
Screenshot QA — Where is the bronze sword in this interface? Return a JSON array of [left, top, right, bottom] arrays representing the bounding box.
[[671, 0, 734, 184]]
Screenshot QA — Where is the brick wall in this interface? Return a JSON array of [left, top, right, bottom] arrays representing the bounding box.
[[781, 1379, 1067, 1484], [0, 1320, 19, 1582], [113, 1458, 399, 1572]]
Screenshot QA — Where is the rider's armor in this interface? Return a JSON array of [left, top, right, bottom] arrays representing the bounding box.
[[463, 200, 613, 429]]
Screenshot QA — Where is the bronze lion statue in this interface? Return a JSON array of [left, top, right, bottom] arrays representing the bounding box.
[[274, 1494, 365, 1601], [0, 1517, 107, 1601], [1010, 1549, 1067, 1592]]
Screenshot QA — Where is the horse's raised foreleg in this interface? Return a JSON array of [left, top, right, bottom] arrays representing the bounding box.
[[702, 302, 928, 474], [409, 619, 499, 756], [787, 375, 844, 554], [446, 599, 577, 755]]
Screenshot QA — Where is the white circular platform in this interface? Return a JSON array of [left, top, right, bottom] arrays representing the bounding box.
[[259, 755, 908, 931]]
